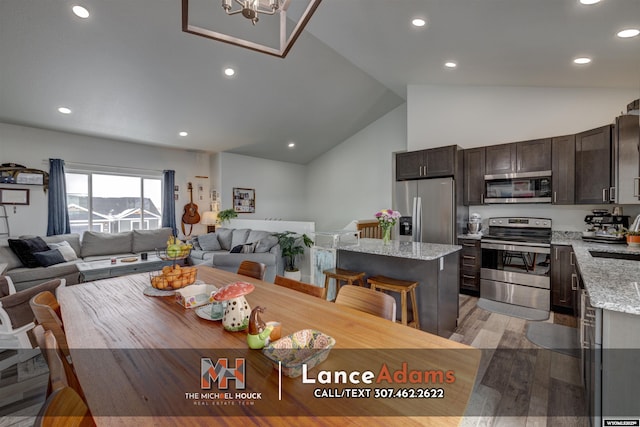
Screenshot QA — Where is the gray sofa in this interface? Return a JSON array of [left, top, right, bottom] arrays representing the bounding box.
[[188, 228, 282, 282], [0, 228, 173, 291]]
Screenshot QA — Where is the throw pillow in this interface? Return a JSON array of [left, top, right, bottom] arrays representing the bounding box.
[[198, 233, 222, 251], [255, 235, 279, 253], [189, 236, 202, 251], [230, 229, 251, 248], [8, 237, 50, 268], [215, 228, 234, 251], [47, 241, 79, 261], [33, 249, 66, 267], [229, 242, 257, 254]]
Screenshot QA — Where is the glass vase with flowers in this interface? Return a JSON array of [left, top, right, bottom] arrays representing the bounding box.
[[375, 209, 401, 245]]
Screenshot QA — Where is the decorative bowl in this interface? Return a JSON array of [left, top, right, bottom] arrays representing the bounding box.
[[262, 329, 336, 378], [175, 284, 218, 308]]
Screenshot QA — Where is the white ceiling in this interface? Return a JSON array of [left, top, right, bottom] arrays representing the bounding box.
[[1, 0, 638, 164]]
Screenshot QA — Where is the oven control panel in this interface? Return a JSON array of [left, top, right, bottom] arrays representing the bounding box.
[[488, 217, 551, 228]]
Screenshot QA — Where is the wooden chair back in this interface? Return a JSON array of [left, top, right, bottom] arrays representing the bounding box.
[[237, 260, 266, 281], [35, 386, 95, 427], [335, 285, 396, 322], [30, 291, 70, 361], [33, 325, 85, 399], [357, 220, 383, 239], [274, 275, 325, 299]]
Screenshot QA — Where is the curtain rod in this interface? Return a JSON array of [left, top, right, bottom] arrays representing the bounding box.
[[41, 159, 164, 175]]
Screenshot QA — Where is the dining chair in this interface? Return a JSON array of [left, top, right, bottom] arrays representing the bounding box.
[[34, 386, 95, 427], [356, 220, 383, 239], [334, 285, 396, 322], [236, 260, 266, 281], [33, 325, 84, 399], [274, 275, 326, 299], [0, 277, 65, 351], [30, 290, 71, 361]]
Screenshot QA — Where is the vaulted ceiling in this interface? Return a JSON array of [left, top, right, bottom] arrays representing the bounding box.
[[1, 0, 638, 164]]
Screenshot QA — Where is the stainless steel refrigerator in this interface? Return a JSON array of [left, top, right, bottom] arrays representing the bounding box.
[[393, 177, 464, 244]]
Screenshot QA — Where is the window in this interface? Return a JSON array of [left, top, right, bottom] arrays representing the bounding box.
[[66, 172, 163, 235]]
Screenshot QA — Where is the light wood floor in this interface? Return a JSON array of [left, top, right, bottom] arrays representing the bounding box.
[[456, 295, 587, 427], [0, 295, 587, 426]]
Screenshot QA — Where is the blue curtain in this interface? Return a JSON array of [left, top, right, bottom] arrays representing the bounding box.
[[162, 170, 177, 237], [47, 158, 71, 236]]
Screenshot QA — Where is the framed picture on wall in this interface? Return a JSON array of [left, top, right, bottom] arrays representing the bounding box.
[[233, 187, 255, 213], [0, 188, 29, 205]]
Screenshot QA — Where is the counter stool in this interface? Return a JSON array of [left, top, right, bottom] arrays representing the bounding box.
[[367, 275, 420, 329], [323, 268, 366, 299]]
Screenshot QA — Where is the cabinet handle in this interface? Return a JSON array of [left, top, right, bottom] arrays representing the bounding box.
[[463, 255, 475, 260], [462, 274, 476, 280], [554, 247, 558, 260], [517, 159, 521, 171], [481, 193, 484, 204], [571, 273, 577, 291], [553, 191, 557, 203], [609, 187, 615, 202], [602, 188, 608, 202], [634, 178, 640, 198], [570, 251, 575, 266]]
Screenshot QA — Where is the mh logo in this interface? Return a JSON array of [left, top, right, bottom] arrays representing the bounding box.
[[201, 358, 246, 390]]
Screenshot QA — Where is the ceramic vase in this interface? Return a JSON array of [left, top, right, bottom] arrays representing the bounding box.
[[222, 296, 251, 331]]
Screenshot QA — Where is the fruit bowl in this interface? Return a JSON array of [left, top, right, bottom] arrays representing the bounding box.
[[156, 246, 191, 261], [150, 265, 197, 290]]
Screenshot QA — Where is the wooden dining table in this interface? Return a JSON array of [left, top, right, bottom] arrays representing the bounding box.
[[58, 265, 481, 426]]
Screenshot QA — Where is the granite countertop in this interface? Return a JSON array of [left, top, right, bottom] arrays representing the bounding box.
[[336, 238, 461, 261], [552, 234, 640, 316]]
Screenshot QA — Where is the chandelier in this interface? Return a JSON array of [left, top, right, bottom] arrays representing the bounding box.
[[182, 0, 322, 58]]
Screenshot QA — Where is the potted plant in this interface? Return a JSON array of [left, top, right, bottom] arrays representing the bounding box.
[[272, 231, 314, 280], [625, 230, 640, 247], [217, 208, 237, 225]]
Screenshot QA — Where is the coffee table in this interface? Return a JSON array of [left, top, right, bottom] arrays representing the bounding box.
[[76, 254, 176, 282]]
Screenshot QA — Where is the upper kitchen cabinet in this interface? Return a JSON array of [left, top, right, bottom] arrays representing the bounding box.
[[463, 147, 486, 205], [396, 145, 458, 180], [552, 134, 575, 205], [613, 114, 640, 204], [575, 125, 613, 204], [485, 139, 551, 176]]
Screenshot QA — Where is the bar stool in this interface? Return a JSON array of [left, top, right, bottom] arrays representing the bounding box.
[[323, 268, 366, 299], [367, 275, 420, 329]]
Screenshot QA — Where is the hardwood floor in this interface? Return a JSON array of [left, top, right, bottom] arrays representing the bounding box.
[[0, 296, 587, 426], [456, 295, 588, 427]]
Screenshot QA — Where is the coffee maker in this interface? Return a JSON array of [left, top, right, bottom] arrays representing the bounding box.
[[582, 211, 629, 244]]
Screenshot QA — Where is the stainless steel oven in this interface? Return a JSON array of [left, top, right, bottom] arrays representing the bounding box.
[[480, 217, 552, 311]]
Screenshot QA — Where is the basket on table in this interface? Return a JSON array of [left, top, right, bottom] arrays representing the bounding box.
[[149, 265, 197, 290], [155, 246, 192, 261]]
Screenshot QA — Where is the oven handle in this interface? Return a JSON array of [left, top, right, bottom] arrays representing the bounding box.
[[481, 240, 551, 254]]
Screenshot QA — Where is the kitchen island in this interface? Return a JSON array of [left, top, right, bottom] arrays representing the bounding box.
[[336, 238, 461, 338]]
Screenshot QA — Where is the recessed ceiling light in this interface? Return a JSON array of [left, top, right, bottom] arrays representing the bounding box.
[[179, 131, 188, 137], [573, 57, 592, 65], [444, 61, 457, 69], [579, 0, 601, 5], [288, 142, 295, 148], [411, 18, 426, 28], [72, 5, 90, 18], [224, 68, 236, 77], [617, 28, 640, 38], [57, 107, 72, 114]]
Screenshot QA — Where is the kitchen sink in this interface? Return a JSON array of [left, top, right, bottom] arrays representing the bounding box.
[[589, 250, 640, 261]]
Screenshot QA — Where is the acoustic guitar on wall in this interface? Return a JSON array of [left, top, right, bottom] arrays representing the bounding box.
[[181, 182, 200, 235]]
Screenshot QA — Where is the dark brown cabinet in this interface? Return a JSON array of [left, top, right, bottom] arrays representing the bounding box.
[[485, 139, 551, 175], [459, 238, 481, 295], [550, 244, 577, 315], [551, 134, 576, 204], [396, 145, 457, 180], [575, 125, 613, 204], [463, 147, 486, 205]]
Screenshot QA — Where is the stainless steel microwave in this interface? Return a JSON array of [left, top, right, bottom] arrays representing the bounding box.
[[484, 171, 552, 204]]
